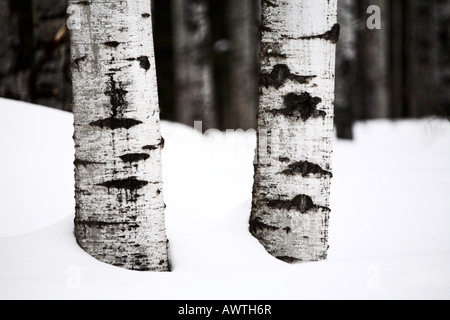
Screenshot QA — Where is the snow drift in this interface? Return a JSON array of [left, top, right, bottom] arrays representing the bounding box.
[[0, 98, 449, 299]]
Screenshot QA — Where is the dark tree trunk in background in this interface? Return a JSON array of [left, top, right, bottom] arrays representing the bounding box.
[[225, 0, 259, 130], [31, 0, 72, 110], [335, 0, 357, 139], [356, 0, 390, 119], [209, 0, 231, 131], [404, 0, 439, 118], [0, 0, 34, 102], [172, 0, 217, 131], [389, 0, 405, 118], [435, 0, 450, 117], [2, 0, 449, 122], [0, 0, 71, 110], [151, 0, 175, 122]]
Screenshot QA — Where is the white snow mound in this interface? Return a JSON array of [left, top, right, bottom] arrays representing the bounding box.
[[1, 98, 450, 299]]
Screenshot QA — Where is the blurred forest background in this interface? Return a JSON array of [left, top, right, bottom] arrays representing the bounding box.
[[0, 0, 449, 139]]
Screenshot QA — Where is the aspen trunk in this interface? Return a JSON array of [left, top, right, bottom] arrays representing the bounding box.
[[250, 0, 338, 263], [69, 0, 169, 271], [225, 0, 259, 130], [172, 0, 217, 131]]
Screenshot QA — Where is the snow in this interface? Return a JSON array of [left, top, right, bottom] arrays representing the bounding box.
[[0, 97, 449, 300]]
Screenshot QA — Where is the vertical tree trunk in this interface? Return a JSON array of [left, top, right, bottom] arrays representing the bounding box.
[[357, 0, 390, 119], [435, 0, 450, 117], [389, 0, 405, 118], [0, 0, 34, 102], [225, 0, 259, 130], [172, 0, 217, 131], [31, 0, 71, 110], [404, 0, 439, 118], [69, 0, 169, 271], [335, 0, 357, 139], [250, 0, 338, 263]]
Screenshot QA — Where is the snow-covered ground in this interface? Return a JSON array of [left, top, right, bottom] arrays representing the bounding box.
[[0, 98, 449, 300]]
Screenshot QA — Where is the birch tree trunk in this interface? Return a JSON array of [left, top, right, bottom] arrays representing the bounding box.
[[172, 0, 217, 131], [250, 0, 338, 263], [225, 0, 259, 130], [69, 0, 169, 271]]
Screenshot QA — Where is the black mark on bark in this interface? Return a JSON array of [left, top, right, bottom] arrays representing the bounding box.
[[142, 145, 157, 151], [259, 25, 274, 33], [276, 256, 301, 263], [281, 160, 332, 177], [76, 1, 91, 5], [262, 0, 279, 8], [249, 217, 279, 234], [141, 13, 150, 18], [318, 23, 340, 43], [142, 138, 164, 151], [270, 92, 325, 121], [75, 219, 139, 230], [261, 42, 287, 59], [74, 159, 105, 167], [266, 194, 330, 214], [72, 55, 87, 71], [98, 177, 148, 190], [90, 118, 143, 130], [291, 23, 340, 44], [105, 75, 128, 117], [104, 41, 121, 48], [136, 56, 150, 71], [279, 157, 290, 163], [119, 153, 150, 163], [261, 64, 315, 89]]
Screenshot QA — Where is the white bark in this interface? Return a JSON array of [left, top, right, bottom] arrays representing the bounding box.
[[69, 0, 169, 271], [250, 0, 338, 263], [172, 0, 217, 130]]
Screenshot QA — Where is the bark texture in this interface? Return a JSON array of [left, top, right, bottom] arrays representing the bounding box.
[[172, 0, 217, 130], [69, 0, 169, 271], [250, 0, 337, 263]]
